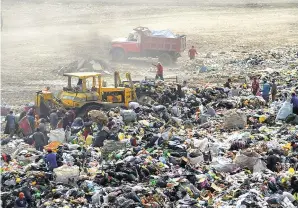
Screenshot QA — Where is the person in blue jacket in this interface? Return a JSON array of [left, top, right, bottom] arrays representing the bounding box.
[[15, 192, 27, 208], [44, 149, 58, 171], [262, 80, 271, 103]]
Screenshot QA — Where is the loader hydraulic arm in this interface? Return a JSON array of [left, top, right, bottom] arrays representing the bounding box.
[[125, 72, 137, 101]]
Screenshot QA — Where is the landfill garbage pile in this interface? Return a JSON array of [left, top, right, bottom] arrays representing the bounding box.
[[1, 67, 298, 208], [56, 58, 111, 75], [179, 47, 298, 86]]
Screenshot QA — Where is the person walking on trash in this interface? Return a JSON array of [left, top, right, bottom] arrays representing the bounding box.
[[188, 46, 198, 60], [5, 110, 16, 137], [152, 62, 164, 80], [32, 128, 47, 151], [251, 77, 260, 96], [262, 80, 271, 104]]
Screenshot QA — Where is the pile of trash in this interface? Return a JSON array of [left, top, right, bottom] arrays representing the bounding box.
[[1, 66, 298, 207], [179, 46, 298, 86], [56, 58, 111, 75]]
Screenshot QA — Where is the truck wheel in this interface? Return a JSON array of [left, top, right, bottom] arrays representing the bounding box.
[[112, 48, 126, 62], [158, 53, 172, 66]]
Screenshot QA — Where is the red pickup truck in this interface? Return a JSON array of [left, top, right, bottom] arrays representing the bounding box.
[[110, 27, 186, 65]]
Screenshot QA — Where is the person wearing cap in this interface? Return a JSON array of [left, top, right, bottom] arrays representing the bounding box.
[[152, 62, 164, 80], [188, 46, 198, 60], [15, 192, 27, 208], [291, 92, 298, 115], [44, 149, 58, 171], [271, 79, 277, 102]]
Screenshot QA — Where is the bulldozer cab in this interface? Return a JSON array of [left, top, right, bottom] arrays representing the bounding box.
[[36, 72, 137, 118]]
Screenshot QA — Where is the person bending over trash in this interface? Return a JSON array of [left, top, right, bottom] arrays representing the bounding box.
[[32, 128, 47, 151], [223, 78, 232, 95], [44, 149, 58, 171], [93, 126, 110, 147], [291, 92, 298, 115], [130, 133, 138, 147], [267, 150, 281, 172], [14, 192, 27, 208]]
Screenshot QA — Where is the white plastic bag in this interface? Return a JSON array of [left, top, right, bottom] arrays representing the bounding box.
[[234, 151, 260, 170], [187, 150, 204, 165], [211, 157, 239, 173], [48, 128, 65, 143], [276, 101, 293, 120], [253, 159, 267, 173], [54, 165, 79, 183]]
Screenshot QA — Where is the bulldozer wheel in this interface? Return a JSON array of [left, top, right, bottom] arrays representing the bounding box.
[[77, 104, 103, 118], [158, 53, 172, 66]]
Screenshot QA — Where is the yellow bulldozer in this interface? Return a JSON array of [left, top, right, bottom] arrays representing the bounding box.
[[35, 71, 137, 118]]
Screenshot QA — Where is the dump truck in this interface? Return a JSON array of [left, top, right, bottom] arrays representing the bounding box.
[[110, 26, 186, 65], [35, 72, 137, 118]]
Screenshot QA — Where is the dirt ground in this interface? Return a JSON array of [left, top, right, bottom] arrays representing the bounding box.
[[1, 0, 298, 106]]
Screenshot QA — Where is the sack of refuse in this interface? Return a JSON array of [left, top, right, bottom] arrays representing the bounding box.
[[224, 110, 247, 129], [48, 129, 65, 143], [121, 110, 137, 123], [187, 149, 204, 165], [276, 101, 293, 120], [234, 150, 261, 170], [16, 149, 41, 163], [89, 110, 108, 124], [53, 165, 80, 183], [211, 157, 239, 173]]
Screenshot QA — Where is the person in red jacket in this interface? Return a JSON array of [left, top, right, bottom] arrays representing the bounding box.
[[188, 46, 198, 60], [153, 62, 164, 80]]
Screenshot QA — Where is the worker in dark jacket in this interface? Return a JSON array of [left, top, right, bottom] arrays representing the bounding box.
[[21, 182, 33, 208], [15, 192, 27, 208], [267, 150, 280, 172], [93, 127, 110, 147], [32, 128, 47, 151], [49, 110, 58, 130], [5, 111, 16, 137], [44, 149, 58, 171]]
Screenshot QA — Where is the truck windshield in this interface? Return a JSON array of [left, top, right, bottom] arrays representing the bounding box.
[[127, 33, 137, 42]]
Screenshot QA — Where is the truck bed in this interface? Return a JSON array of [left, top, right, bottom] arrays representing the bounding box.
[[141, 34, 186, 52]]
